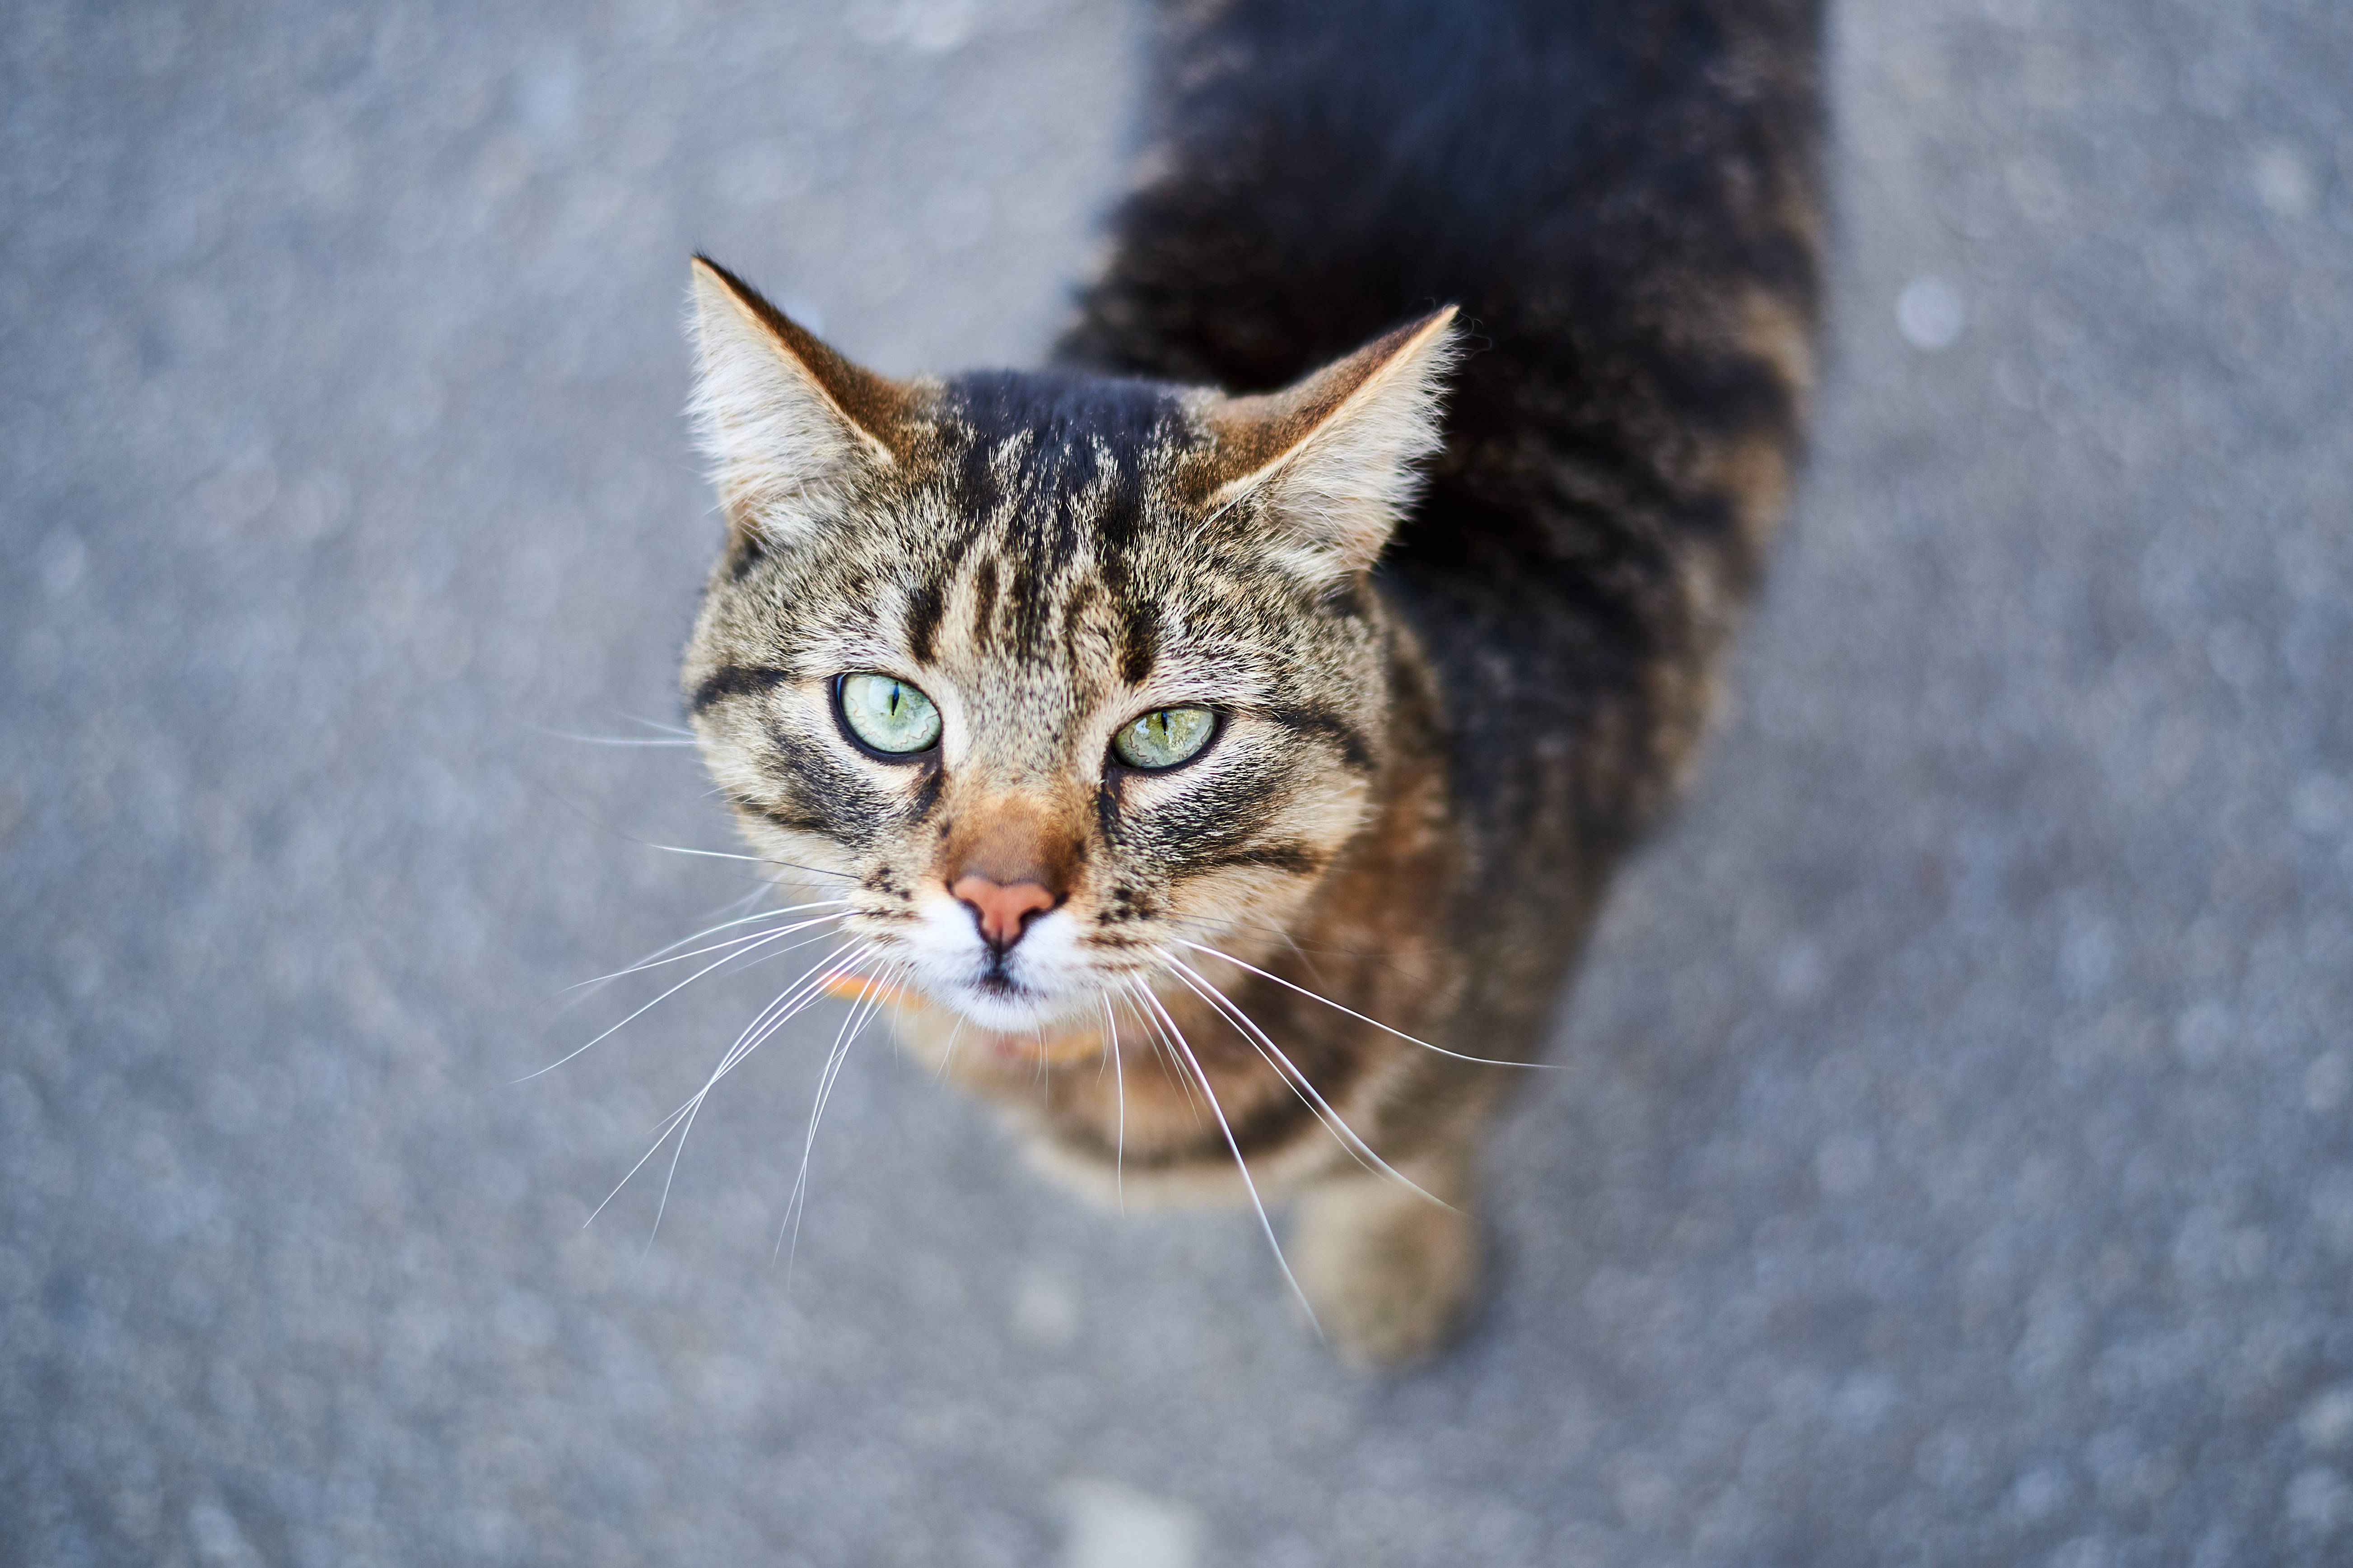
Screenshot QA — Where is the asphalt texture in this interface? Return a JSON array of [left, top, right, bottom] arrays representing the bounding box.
[[5, 2, 2352, 1565]]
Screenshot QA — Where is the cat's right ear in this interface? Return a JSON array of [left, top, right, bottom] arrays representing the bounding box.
[[1198, 307, 1459, 586], [687, 256, 918, 544]]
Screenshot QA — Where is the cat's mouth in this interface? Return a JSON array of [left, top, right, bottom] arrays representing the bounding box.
[[966, 969, 1045, 1014], [926, 967, 1096, 1035], [896, 895, 1104, 1035]]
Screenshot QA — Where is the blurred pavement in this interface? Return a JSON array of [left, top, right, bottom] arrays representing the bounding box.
[[5, 2, 2353, 1564]]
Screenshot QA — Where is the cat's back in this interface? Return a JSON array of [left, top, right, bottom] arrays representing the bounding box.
[[1066, 0, 1818, 385], [1065, 0, 1825, 871]]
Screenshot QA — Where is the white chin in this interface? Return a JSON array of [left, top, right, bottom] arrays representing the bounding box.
[[933, 980, 1097, 1036]]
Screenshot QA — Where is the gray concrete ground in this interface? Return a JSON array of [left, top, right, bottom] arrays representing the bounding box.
[[5, 1, 2351, 1564]]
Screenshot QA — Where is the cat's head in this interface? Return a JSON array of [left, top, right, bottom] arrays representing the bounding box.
[[680, 257, 1456, 1038]]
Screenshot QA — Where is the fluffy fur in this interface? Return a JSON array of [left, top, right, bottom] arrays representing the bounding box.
[[678, 0, 1822, 1363]]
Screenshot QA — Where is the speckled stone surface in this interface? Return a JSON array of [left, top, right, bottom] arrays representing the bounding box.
[[5, 2, 2351, 1564]]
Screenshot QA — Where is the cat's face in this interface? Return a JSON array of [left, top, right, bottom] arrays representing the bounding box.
[[681, 260, 1454, 1039]]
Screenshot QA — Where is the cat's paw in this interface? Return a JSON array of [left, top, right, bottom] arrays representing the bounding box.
[[1292, 1173, 1479, 1367]]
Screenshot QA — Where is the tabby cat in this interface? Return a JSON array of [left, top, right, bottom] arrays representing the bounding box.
[[675, 0, 1822, 1363]]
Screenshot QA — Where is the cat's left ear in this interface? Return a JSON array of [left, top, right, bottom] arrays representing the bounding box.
[[686, 255, 922, 543], [1202, 307, 1459, 585]]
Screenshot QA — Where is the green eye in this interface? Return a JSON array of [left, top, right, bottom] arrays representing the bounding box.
[[1112, 706, 1217, 770], [837, 673, 942, 755]]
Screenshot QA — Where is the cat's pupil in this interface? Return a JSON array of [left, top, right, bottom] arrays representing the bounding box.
[[839, 672, 941, 754], [1113, 705, 1214, 769]]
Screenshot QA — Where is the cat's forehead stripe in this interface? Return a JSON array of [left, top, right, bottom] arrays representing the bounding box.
[[1117, 599, 1158, 686], [903, 578, 946, 665], [943, 372, 1190, 556], [935, 496, 1156, 666]]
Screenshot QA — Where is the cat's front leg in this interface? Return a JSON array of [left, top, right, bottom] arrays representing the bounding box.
[[1291, 1136, 1481, 1367]]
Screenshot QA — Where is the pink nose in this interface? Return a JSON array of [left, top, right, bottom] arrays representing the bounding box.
[[951, 876, 1057, 953]]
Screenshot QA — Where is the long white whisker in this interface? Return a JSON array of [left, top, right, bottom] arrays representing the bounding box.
[[1171, 940, 1559, 1070], [1121, 983, 1203, 1123], [1148, 907, 1452, 963], [533, 729, 702, 747], [619, 938, 871, 1162], [581, 939, 869, 1233], [1164, 957, 1452, 1213], [698, 938, 881, 1106], [1102, 996, 1128, 1212], [568, 907, 851, 989], [570, 900, 854, 990], [804, 963, 898, 1142], [778, 959, 904, 1280], [1128, 980, 1319, 1335], [616, 882, 777, 966], [642, 1100, 707, 1262], [930, 1012, 969, 1084], [532, 783, 856, 888], [584, 1112, 700, 1237], [549, 908, 845, 1034], [631, 940, 879, 1251], [521, 921, 847, 1084], [641, 842, 778, 864], [605, 710, 697, 738], [634, 838, 863, 887]]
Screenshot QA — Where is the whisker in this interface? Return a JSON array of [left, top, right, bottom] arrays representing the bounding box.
[[1171, 939, 1560, 1070], [532, 729, 702, 748], [778, 959, 904, 1280], [775, 958, 897, 1247], [1127, 979, 1319, 1335], [520, 921, 849, 1083], [1136, 907, 1475, 964], [630, 835, 865, 889], [631, 939, 881, 1251], [929, 1012, 969, 1085], [755, 856, 866, 885], [643, 842, 778, 864], [581, 938, 869, 1235], [605, 710, 698, 738], [1161, 962, 1384, 1184], [692, 938, 882, 1116], [516, 708, 698, 752], [607, 939, 869, 1169], [1120, 984, 1204, 1125], [526, 777, 856, 887], [1163, 957, 1453, 1213], [567, 903, 852, 990], [1100, 996, 1127, 1211]]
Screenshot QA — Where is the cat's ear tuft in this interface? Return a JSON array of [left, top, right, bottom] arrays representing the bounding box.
[[687, 255, 918, 544], [1203, 307, 1460, 585]]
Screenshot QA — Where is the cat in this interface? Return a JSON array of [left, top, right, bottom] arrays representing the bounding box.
[[674, 0, 1822, 1364]]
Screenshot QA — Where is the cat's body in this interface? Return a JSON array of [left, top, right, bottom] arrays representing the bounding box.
[[679, 0, 1822, 1362]]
